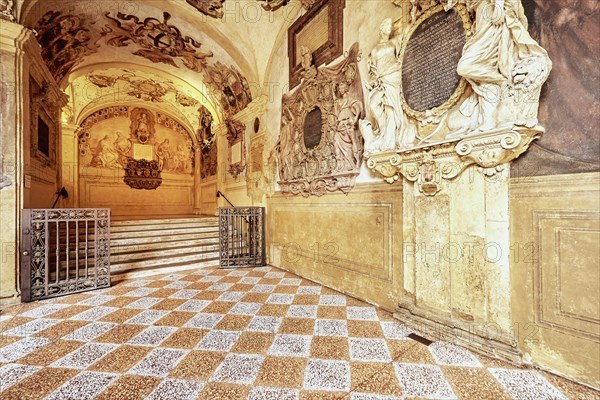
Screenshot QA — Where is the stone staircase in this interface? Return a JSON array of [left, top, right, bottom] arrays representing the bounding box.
[[109, 216, 220, 281]]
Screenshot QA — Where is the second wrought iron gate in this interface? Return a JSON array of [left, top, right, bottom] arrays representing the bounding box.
[[20, 209, 111, 302], [219, 207, 266, 268]]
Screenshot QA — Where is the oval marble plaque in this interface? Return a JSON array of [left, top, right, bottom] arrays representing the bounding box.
[[401, 9, 466, 112], [303, 107, 323, 150]]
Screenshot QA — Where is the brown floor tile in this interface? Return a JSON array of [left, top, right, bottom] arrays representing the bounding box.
[[202, 301, 236, 314], [186, 282, 211, 291], [273, 285, 298, 294], [150, 288, 179, 298], [160, 328, 207, 349], [299, 391, 350, 400], [229, 284, 254, 292], [51, 293, 94, 304], [151, 298, 186, 310], [261, 278, 282, 285], [19, 340, 83, 366], [377, 309, 397, 321], [211, 269, 230, 276], [102, 296, 137, 308], [99, 308, 142, 323], [33, 320, 89, 340], [198, 382, 250, 400], [220, 276, 242, 284], [96, 324, 147, 343], [346, 297, 369, 307], [279, 318, 315, 335], [310, 336, 350, 360], [215, 314, 252, 331], [96, 374, 161, 400], [387, 340, 437, 364], [255, 356, 307, 388], [443, 366, 512, 400], [241, 293, 269, 303], [169, 350, 226, 380], [293, 294, 320, 305], [317, 306, 346, 320], [231, 332, 275, 354], [347, 320, 384, 338], [258, 304, 290, 317], [89, 345, 151, 373], [193, 291, 223, 300], [180, 274, 202, 282], [248, 271, 266, 278], [46, 305, 92, 319], [320, 287, 340, 295], [477, 353, 524, 369], [154, 311, 195, 327], [0, 368, 78, 400], [104, 285, 135, 296], [540, 371, 600, 400], [0, 316, 34, 333], [350, 362, 404, 396], [145, 280, 170, 288], [0, 335, 21, 348]]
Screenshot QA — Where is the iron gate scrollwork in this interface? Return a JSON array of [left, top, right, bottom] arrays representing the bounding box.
[[21, 209, 111, 302], [219, 207, 266, 268]]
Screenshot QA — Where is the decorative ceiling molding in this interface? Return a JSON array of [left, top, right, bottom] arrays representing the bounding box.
[[33, 11, 100, 82], [258, 0, 290, 12], [87, 71, 200, 107], [204, 61, 253, 118], [101, 11, 214, 73], [0, 0, 15, 21], [185, 0, 225, 19]]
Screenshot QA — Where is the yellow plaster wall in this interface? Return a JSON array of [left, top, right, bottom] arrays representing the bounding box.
[[267, 183, 403, 311], [510, 172, 600, 388]]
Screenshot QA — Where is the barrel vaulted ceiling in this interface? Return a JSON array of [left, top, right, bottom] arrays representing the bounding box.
[[16, 0, 309, 126]]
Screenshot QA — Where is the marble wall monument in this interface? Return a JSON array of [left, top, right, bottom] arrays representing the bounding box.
[[276, 43, 364, 196], [362, 0, 552, 195]]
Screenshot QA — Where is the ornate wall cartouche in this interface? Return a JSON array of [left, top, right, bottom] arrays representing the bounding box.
[[361, 0, 552, 195], [276, 43, 364, 197]]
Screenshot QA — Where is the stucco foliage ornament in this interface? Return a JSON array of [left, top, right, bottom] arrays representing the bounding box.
[[276, 43, 365, 197], [362, 0, 552, 195], [186, 0, 225, 19], [101, 12, 213, 72]]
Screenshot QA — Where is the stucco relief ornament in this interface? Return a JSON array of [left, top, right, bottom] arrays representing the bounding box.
[[0, 0, 15, 21], [101, 12, 213, 72], [363, 0, 552, 195], [186, 0, 225, 19], [258, 0, 290, 12], [275, 43, 365, 197]]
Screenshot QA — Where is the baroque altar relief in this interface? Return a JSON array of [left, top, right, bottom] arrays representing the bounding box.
[[361, 0, 552, 195], [225, 119, 246, 179], [275, 43, 364, 197]]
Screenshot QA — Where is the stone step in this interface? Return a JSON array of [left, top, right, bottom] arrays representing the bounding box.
[[111, 251, 220, 275], [111, 217, 219, 227], [110, 259, 219, 282], [54, 241, 220, 260], [111, 231, 219, 246]]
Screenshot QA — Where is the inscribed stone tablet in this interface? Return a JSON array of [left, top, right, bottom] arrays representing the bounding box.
[[401, 9, 466, 112]]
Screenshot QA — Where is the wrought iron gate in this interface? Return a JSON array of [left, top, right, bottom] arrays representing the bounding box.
[[219, 207, 265, 268], [21, 209, 111, 302]]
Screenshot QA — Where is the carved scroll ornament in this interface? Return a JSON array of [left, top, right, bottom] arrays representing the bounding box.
[[360, 0, 552, 195], [186, 0, 225, 19], [276, 43, 364, 197]]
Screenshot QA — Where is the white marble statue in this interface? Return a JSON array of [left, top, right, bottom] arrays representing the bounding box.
[[360, 18, 417, 155], [446, 0, 552, 136]]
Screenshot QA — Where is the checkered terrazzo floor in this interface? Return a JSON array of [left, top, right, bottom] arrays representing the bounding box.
[[1, 266, 598, 399]]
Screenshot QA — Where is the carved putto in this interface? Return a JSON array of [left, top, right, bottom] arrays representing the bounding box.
[[361, 0, 552, 195], [101, 12, 213, 72], [276, 43, 364, 197], [186, 0, 225, 19], [0, 0, 15, 21]]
